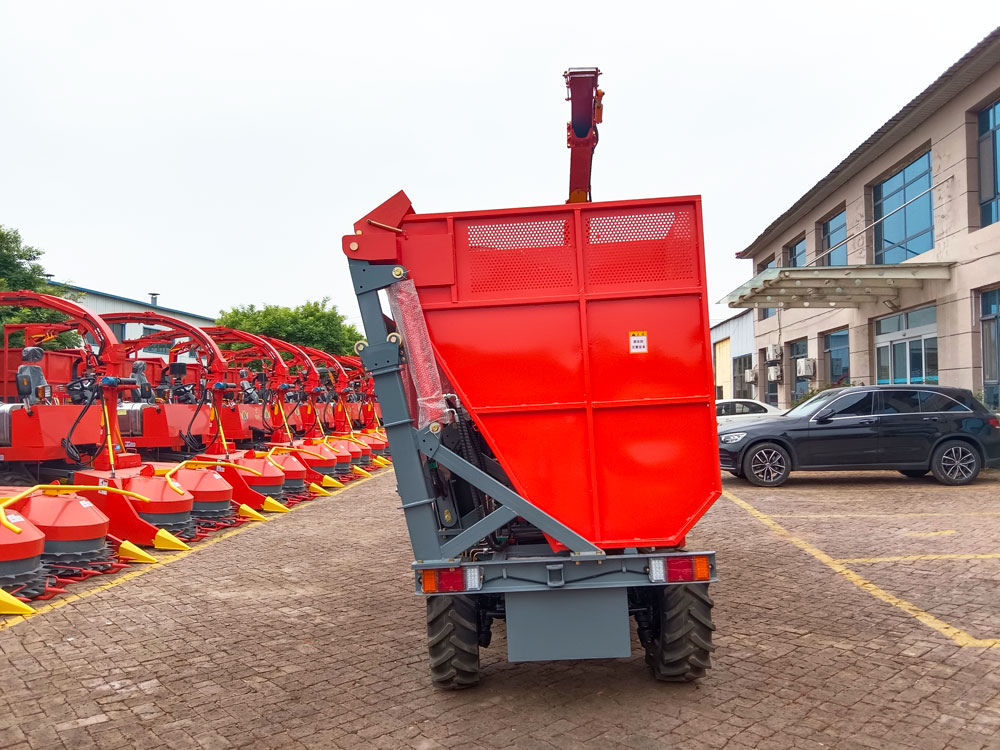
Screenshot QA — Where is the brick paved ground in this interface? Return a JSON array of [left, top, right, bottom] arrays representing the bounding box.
[[3, 468, 1000, 749]]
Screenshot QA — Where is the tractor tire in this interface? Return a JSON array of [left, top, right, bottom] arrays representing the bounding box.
[[930, 440, 982, 486], [0, 470, 34, 487], [899, 469, 928, 479], [647, 583, 715, 682], [742, 442, 791, 487], [427, 594, 480, 690]]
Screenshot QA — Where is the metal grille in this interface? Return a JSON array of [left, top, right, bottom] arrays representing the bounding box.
[[466, 219, 576, 294], [584, 209, 697, 287]]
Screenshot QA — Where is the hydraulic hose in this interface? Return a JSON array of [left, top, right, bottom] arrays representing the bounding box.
[[61, 385, 98, 464], [181, 387, 209, 454]]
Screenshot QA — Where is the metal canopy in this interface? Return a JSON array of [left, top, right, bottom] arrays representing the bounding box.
[[720, 263, 953, 310]]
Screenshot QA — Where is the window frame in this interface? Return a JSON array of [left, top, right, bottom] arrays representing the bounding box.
[[785, 236, 807, 268], [823, 328, 850, 386], [979, 96, 1000, 228], [982, 287, 1000, 410], [788, 338, 810, 401], [873, 305, 938, 386], [758, 255, 778, 320], [819, 209, 848, 266], [732, 354, 753, 399], [872, 151, 934, 264]]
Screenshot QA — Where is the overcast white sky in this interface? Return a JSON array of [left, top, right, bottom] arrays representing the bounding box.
[[2, 2, 999, 329]]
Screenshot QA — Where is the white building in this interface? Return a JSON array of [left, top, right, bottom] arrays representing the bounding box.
[[710, 310, 754, 400], [723, 27, 1000, 411], [47, 282, 215, 362]]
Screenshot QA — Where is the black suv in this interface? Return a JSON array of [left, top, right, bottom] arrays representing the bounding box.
[[719, 386, 1000, 487]]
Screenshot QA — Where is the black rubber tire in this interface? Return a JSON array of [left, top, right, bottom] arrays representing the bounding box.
[[647, 584, 715, 682], [427, 595, 480, 690], [741, 442, 791, 487], [899, 469, 928, 478], [0, 470, 34, 487], [930, 440, 981, 486]]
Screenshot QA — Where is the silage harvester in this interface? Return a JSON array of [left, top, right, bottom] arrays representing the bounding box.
[[251, 335, 389, 472], [332, 354, 381, 430], [0, 294, 275, 547], [342, 67, 722, 687], [99, 311, 290, 518], [0, 292, 213, 612], [197, 326, 358, 503]]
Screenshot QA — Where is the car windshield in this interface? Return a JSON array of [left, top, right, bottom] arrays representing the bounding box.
[[783, 389, 846, 418]]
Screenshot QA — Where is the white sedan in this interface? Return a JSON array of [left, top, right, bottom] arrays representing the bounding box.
[[715, 398, 784, 425]]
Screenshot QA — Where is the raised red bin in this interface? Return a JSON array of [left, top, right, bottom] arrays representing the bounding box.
[[363, 194, 721, 550]]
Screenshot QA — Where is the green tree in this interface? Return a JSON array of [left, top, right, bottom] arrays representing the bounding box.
[[0, 226, 80, 348], [216, 298, 361, 356]]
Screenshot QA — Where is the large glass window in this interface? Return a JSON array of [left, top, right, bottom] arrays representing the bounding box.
[[765, 378, 778, 407], [824, 329, 850, 386], [789, 339, 809, 401], [983, 288, 1000, 410], [141, 326, 171, 355], [873, 152, 934, 264], [874, 306, 938, 385], [980, 97, 1000, 228], [732, 354, 753, 399], [820, 210, 847, 266], [759, 256, 777, 319], [787, 238, 806, 267]]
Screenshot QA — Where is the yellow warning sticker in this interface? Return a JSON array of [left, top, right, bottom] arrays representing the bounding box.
[[629, 330, 648, 353]]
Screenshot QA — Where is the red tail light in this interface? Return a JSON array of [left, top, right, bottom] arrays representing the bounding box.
[[988, 416, 1000, 429], [420, 567, 484, 593]]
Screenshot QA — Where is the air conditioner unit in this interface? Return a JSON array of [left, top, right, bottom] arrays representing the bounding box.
[[744, 368, 758, 384], [796, 357, 817, 379], [767, 365, 782, 383], [765, 344, 782, 363]]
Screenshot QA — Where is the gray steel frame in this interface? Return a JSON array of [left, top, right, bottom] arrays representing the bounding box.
[[348, 258, 716, 596]]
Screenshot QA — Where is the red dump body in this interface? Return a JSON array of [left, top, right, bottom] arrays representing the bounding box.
[[382, 195, 721, 549]]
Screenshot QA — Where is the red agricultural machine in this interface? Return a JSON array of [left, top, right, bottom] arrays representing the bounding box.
[[342, 67, 721, 686]]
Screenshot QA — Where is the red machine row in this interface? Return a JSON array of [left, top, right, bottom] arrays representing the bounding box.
[[0, 291, 388, 616]]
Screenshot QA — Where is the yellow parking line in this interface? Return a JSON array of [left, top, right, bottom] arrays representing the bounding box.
[[837, 552, 1000, 563], [770, 512, 1000, 519], [0, 476, 378, 632], [723, 489, 1000, 648], [905, 530, 956, 538]]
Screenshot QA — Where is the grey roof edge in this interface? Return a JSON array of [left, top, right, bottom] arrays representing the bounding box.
[[710, 307, 752, 330], [47, 281, 216, 323], [737, 25, 1000, 260]]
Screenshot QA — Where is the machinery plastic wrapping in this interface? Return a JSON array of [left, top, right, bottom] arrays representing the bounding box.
[[387, 279, 453, 429]]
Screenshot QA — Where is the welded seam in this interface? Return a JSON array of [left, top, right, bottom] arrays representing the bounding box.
[[723, 489, 1000, 649], [0, 475, 379, 632]]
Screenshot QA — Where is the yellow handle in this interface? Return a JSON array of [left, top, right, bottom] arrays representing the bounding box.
[[101, 399, 116, 473], [0, 484, 153, 534]]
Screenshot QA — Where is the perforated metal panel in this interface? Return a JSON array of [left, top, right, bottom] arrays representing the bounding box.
[[459, 217, 577, 298], [585, 207, 697, 289]]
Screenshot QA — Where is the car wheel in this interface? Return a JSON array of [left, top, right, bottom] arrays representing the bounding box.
[[742, 442, 791, 487], [898, 470, 928, 479], [930, 441, 981, 486]]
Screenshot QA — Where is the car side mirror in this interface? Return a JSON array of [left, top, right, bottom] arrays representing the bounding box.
[[814, 407, 834, 423]]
